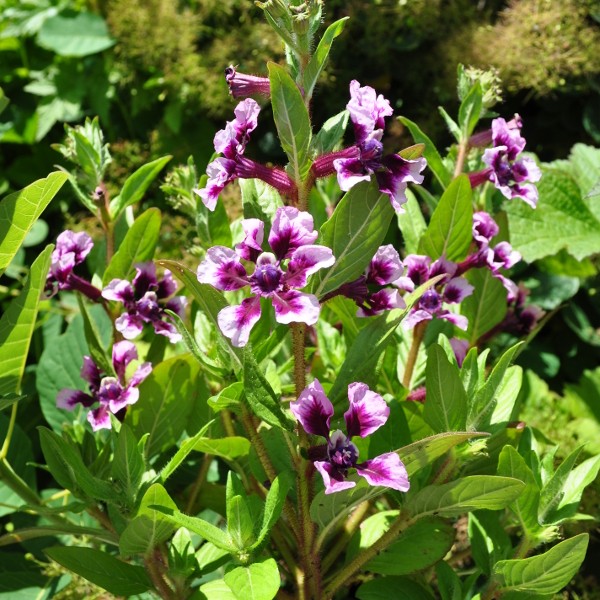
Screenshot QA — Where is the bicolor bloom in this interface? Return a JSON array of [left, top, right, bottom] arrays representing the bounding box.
[[102, 263, 187, 343], [225, 65, 270, 98], [57, 341, 152, 431], [400, 255, 474, 330], [312, 80, 427, 213], [197, 207, 335, 347], [290, 380, 410, 495], [46, 230, 100, 300], [194, 99, 295, 210], [325, 245, 406, 317], [469, 115, 541, 208]]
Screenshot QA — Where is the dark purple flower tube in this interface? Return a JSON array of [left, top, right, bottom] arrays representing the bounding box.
[[225, 65, 270, 98]]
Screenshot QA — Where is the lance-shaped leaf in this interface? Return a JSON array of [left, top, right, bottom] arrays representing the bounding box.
[[110, 155, 172, 219], [0, 246, 53, 395], [250, 474, 290, 552], [268, 62, 311, 182], [303, 17, 348, 100], [119, 483, 178, 556], [194, 437, 251, 461], [552, 454, 600, 522], [423, 344, 468, 433], [226, 473, 255, 551], [102, 207, 161, 285], [312, 181, 394, 298], [405, 476, 525, 519], [312, 110, 349, 155], [458, 82, 483, 138], [357, 576, 436, 600], [418, 174, 473, 261], [243, 349, 294, 431], [77, 295, 114, 377], [0, 172, 66, 276], [493, 534, 589, 595], [399, 116, 451, 189], [111, 423, 145, 508], [44, 546, 151, 596], [397, 189, 427, 255], [224, 558, 280, 600]]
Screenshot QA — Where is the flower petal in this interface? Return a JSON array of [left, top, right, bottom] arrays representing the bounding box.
[[367, 245, 404, 285], [285, 245, 335, 288], [108, 385, 139, 413], [290, 379, 334, 438], [236, 218, 265, 261], [357, 288, 405, 317], [197, 246, 249, 291], [130, 362, 153, 387], [347, 80, 393, 144], [344, 382, 389, 438], [80, 356, 101, 389], [112, 340, 138, 381], [194, 157, 237, 211], [272, 290, 320, 325], [115, 313, 145, 340], [153, 319, 182, 343], [443, 277, 474, 304], [268, 207, 318, 260], [356, 452, 410, 491], [57, 389, 94, 410], [377, 154, 427, 213], [315, 461, 357, 494], [217, 296, 262, 347], [87, 405, 112, 431], [333, 156, 372, 192], [132, 262, 158, 294], [102, 279, 135, 304]]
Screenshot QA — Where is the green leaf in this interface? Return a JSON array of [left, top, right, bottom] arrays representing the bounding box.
[[461, 268, 508, 344], [493, 534, 589, 594], [418, 175, 473, 261], [0, 246, 52, 394], [76, 295, 113, 377], [268, 62, 311, 181], [119, 483, 178, 556], [111, 423, 145, 508], [152, 507, 233, 552], [243, 349, 294, 431], [405, 476, 526, 518], [126, 354, 204, 458], [399, 431, 488, 477], [553, 454, 600, 521], [438, 106, 461, 143], [357, 576, 436, 600], [497, 446, 541, 535], [566, 143, 600, 204], [251, 474, 289, 551], [198, 578, 238, 600], [423, 344, 468, 433], [354, 515, 455, 576], [399, 116, 451, 189], [0, 88, 8, 116], [239, 178, 283, 224], [44, 547, 151, 596], [458, 82, 483, 138], [0, 393, 26, 412], [224, 558, 280, 600], [110, 155, 172, 218], [505, 168, 600, 262], [194, 437, 251, 460], [168, 527, 198, 577], [467, 343, 523, 431], [227, 491, 255, 550], [397, 189, 427, 254], [102, 208, 161, 285], [0, 173, 66, 276], [303, 18, 348, 100], [312, 181, 394, 298], [208, 382, 244, 413], [312, 110, 349, 155], [468, 511, 512, 576]]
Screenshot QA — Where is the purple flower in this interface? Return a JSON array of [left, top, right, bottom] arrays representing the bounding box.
[[401, 255, 474, 330], [290, 380, 410, 495], [46, 231, 100, 300], [312, 81, 427, 213], [102, 263, 187, 343], [225, 65, 270, 98], [57, 341, 152, 431], [197, 207, 334, 347], [194, 99, 295, 210], [469, 115, 541, 208]]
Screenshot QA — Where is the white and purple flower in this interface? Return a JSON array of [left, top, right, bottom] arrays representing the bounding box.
[[469, 115, 541, 208], [400, 255, 474, 330], [225, 65, 270, 98], [46, 230, 100, 300], [290, 379, 410, 495], [194, 99, 295, 210], [57, 341, 152, 431], [312, 81, 427, 213], [102, 263, 187, 343], [197, 207, 334, 347]]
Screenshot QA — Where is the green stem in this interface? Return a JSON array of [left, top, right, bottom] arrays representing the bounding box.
[[454, 140, 469, 179], [0, 403, 18, 459], [402, 321, 427, 389]]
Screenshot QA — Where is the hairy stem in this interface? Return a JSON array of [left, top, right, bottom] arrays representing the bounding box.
[[144, 549, 176, 600], [454, 140, 469, 179]]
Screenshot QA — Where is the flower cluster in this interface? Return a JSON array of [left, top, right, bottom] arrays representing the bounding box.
[[469, 115, 541, 207], [102, 263, 187, 343], [195, 99, 295, 210], [197, 206, 334, 347], [312, 80, 427, 213], [290, 380, 410, 494], [57, 341, 151, 431]]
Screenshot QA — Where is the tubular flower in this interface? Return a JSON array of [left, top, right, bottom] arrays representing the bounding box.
[[400, 255, 474, 330], [46, 230, 100, 300], [102, 263, 187, 343], [197, 206, 335, 347], [313, 80, 427, 213], [290, 379, 410, 495], [57, 341, 152, 431], [468, 115, 541, 208], [194, 99, 295, 210], [225, 65, 270, 98]]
